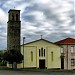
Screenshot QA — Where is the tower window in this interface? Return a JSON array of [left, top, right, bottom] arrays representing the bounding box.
[[16, 14, 18, 21], [12, 14, 14, 20]]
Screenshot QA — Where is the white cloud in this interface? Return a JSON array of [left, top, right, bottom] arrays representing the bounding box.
[[0, 0, 74, 50], [72, 25, 75, 30], [35, 0, 50, 4], [64, 31, 71, 34], [16, 3, 30, 14], [0, 9, 7, 25], [25, 11, 45, 21]]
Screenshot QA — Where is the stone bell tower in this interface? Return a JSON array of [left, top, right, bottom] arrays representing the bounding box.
[[7, 9, 21, 51]]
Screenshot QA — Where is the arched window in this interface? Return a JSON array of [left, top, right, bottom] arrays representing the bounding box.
[[41, 48, 43, 56], [44, 49, 45, 56], [16, 14, 18, 21], [39, 49, 40, 56], [51, 52, 53, 62], [12, 14, 14, 20], [31, 51, 33, 62], [39, 48, 45, 57]]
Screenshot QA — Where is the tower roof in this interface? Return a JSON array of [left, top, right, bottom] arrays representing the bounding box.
[[54, 37, 75, 44], [8, 9, 20, 13]]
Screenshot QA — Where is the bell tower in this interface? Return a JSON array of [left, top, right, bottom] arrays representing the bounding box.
[[7, 9, 21, 51]]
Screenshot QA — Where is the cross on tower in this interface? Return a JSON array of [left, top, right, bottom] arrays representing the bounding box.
[[41, 35, 43, 39], [14, 6, 15, 9]]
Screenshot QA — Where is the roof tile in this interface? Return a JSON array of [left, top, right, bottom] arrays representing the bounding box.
[[55, 38, 75, 44]]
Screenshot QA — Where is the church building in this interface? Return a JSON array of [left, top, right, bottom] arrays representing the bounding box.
[[19, 39, 61, 69]]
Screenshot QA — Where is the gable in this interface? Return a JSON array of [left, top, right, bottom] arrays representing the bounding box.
[[22, 39, 60, 48]]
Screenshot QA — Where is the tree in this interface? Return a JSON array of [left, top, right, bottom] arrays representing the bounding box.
[[0, 50, 7, 66], [3, 49, 23, 69], [0, 51, 3, 63]]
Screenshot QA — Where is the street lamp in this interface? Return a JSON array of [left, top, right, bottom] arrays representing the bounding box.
[[23, 37, 25, 68]]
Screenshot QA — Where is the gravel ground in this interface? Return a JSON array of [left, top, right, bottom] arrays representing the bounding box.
[[0, 70, 75, 75]]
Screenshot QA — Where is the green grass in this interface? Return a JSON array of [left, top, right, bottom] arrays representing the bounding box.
[[0, 66, 8, 70]]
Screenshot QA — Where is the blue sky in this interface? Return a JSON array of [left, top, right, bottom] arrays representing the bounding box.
[[0, 0, 75, 50]]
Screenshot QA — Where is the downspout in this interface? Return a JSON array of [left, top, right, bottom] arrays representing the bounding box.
[[67, 44, 68, 69]]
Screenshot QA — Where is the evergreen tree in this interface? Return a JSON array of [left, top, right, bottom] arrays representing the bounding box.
[[3, 49, 23, 69]]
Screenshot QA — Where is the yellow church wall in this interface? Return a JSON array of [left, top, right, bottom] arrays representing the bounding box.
[[47, 46, 61, 69], [20, 40, 61, 69], [23, 40, 51, 68], [21, 46, 37, 68]]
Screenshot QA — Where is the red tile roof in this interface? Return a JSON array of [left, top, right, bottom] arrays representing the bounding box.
[[54, 38, 75, 44]]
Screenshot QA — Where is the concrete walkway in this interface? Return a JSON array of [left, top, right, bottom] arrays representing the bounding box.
[[0, 70, 75, 75]]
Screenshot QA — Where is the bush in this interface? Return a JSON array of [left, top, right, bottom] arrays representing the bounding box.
[[3, 49, 23, 69]]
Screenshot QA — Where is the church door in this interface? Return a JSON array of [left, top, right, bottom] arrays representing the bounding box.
[[39, 60, 45, 69]]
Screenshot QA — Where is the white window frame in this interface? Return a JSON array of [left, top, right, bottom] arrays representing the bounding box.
[[71, 59, 75, 66], [61, 47, 64, 53], [71, 46, 74, 53]]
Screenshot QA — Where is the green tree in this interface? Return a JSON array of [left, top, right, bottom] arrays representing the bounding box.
[[3, 49, 23, 69], [0, 51, 3, 63], [0, 50, 7, 66]]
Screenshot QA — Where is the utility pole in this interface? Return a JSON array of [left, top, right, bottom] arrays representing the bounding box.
[[23, 37, 25, 68]]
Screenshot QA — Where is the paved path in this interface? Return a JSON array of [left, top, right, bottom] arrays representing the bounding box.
[[0, 70, 75, 75]]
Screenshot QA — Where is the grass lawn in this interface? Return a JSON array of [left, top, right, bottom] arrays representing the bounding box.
[[0, 66, 8, 70]]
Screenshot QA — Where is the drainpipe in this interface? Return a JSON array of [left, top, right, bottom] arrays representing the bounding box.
[[67, 43, 68, 69]]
